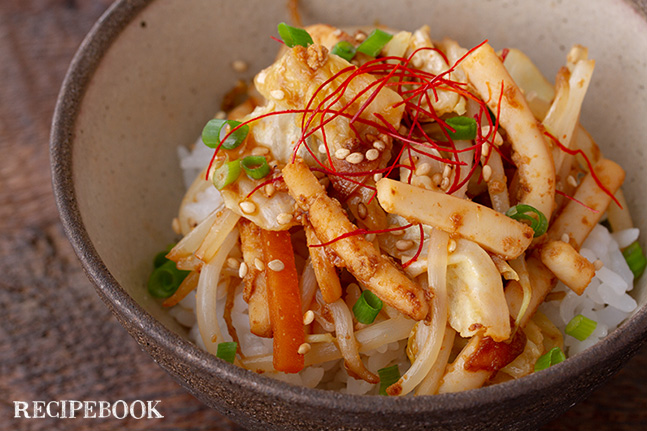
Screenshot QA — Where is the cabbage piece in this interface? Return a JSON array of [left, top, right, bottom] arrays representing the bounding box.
[[446, 239, 511, 341]]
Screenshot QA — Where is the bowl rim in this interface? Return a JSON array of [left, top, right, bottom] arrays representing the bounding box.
[[50, 0, 647, 420]]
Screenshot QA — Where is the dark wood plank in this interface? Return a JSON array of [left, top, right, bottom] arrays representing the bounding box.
[[0, 1, 645, 430]]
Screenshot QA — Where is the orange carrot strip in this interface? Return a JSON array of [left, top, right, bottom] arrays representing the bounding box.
[[262, 229, 305, 373]]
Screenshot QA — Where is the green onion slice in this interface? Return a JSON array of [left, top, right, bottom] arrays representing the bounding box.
[[331, 41, 356, 62], [505, 204, 548, 237], [356, 29, 393, 57], [241, 155, 271, 180], [622, 241, 647, 279], [202, 119, 249, 150], [277, 22, 313, 48], [565, 314, 597, 341], [352, 290, 383, 324], [378, 364, 400, 395], [444, 116, 478, 141], [216, 342, 238, 364], [534, 346, 566, 372], [213, 160, 242, 190], [147, 260, 190, 299]]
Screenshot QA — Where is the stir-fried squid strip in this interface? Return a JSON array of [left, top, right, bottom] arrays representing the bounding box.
[[304, 223, 342, 303], [239, 219, 272, 338], [607, 189, 634, 232], [196, 228, 240, 355], [543, 46, 595, 174], [388, 228, 449, 396], [283, 159, 429, 321], [328, 299, 379, 384], [195, 209, 242, 263], [241, 315, 416, 373], [262, 229, 306, 374], [162, 270, 200, 307], [546, 158, 625, 249], [376, 178, 533, 260], [540, 240, 596, 295], [436, 334, 491, 394], [415, 327, 456, 395], [461, 43, 555, 220]]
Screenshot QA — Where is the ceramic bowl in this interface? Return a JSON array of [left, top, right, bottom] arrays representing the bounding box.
[[51, 0, 647, 429]]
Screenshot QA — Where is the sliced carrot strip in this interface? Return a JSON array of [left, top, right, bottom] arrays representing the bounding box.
[[262, 229, 305, 373]]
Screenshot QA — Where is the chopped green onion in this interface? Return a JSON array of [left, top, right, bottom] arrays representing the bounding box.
[[216, 342, 238, 364], [505, 204, 548, 237], [378, 364, 400, 395], [147, 260, 190, 299], [212, 160, 241, 190], [352, 290, 383, 324], [444, 116, 478, 141], [534, 346, 566, 372], [331, 40, 356, 62], [565, 314, 597, 341], [153, 243, 176, 268], [622, 241, 647, 279], [241, 155, 271, 180], [202, 119, 249, 150], [356, 29, 393, 57], [277, 22, 313, 48]]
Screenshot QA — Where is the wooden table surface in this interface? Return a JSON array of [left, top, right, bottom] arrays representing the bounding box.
[[1, 1, 646, 430]]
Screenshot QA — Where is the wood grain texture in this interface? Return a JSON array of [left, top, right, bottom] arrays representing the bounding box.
[[0, 1, 645, 430]]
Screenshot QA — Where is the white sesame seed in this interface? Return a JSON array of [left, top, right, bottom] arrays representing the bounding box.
[[276, 212, 293, 225], [270, 90, 285, 100], [318, 144, 327, 154], [264, 183, 276, 197], [239, 201, 257, 214], [373, 140, 386, 151], [482, 165, 492, 182], [254, 258, 265, 271], [226, 257, 240, 270], [357, 202, 368, 219], [412, 175, 433, 190], [268, 259, 285, 272], [365, 233, 376, 242], [365, 148, 380, 161], [561, 233, 570, 244], [373, 173, 383, 182], [432, 173, 443, 186], [346, 152, 365, 164], [440, 177, 450, 190], [447, 239, 457, 253], [396, 239, 415, 251], [303, 310, 315, 325], [251, 146, 270, 155], [256, 71, 267, 84], [238, 262, 248, 278], [215, 111, 227, 120], [354, 32, 366, 42], [297, 343, 312, 355], [442, 164, 452, 179], [415, 162, 431, 176], [380, 134, 390, 143], [389, 225, 405, 236], [335, 148, 351, 159], [232, 60, 248, 72], [593, 259, 604, 270], [567, 175, 578, 188]]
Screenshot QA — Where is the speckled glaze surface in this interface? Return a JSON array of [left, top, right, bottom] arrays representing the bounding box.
[[51, 1, 647, 429]]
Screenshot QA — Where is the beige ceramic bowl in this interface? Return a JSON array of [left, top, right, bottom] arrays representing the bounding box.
[[51, 0, 647, 429]]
